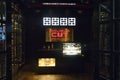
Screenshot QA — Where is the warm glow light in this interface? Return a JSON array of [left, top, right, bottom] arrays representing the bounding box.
[[46, 28, 73, 42], [50, 29, 70, 38], [63, 43, 82, 55], [38, 58, 56, 67]]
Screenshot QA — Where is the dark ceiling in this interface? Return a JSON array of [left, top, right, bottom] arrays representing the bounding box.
[[12, 0, 95, 3], [10, 0, 95, 15]]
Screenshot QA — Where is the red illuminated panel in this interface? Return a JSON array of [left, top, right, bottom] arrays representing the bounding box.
[[46, 28, 74, 42]]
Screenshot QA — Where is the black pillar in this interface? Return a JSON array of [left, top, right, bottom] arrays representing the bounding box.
[[6, 0, 12, 80]]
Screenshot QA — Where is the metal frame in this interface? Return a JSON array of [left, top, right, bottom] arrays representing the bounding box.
[[94, 0, 120, 80]]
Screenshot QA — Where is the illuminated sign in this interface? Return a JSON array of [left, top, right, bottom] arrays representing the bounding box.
[[43, 17, 76, 26], [46, 28, 73, 42], [51, 29, 70, 38], [63, 43, 82, 56], [38, 58, 56, 67], [0, 27, 5, 40]]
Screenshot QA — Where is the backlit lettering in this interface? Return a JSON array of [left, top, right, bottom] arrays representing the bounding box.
[[43, 17, 76, 26], [50, 29, 70, 38]]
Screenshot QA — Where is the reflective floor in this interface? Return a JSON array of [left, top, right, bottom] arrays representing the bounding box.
[[15, 73, 93, 80], [12, 64, 94, 80]]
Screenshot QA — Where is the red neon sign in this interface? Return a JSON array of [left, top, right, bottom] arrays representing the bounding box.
[[46, 28, 73, 42], [50, 29, 70, 38]]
